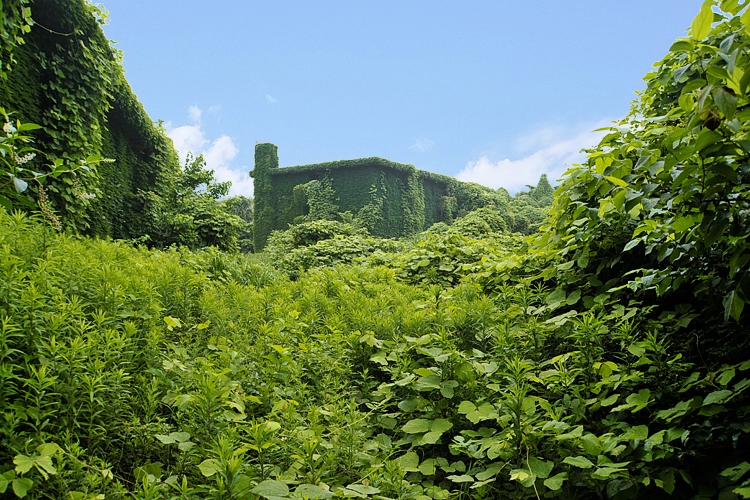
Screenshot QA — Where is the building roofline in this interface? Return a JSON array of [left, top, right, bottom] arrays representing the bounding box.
[[268, 156, 460, 186]]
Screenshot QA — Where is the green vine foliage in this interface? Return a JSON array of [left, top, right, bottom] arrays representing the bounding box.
[[0, 0, 33, 80], [402, 171, 426, 236], [355, 173, 386, 234], [293, 176, 340, 222], [251, 143, 280, 251], [534, 0, 750, 352], [9, 2, 750, 499], [251, 145, 554, 250], [0, 0, 182, 239]]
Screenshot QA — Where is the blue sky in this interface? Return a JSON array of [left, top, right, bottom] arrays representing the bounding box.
[[100, 1, 703, 197]]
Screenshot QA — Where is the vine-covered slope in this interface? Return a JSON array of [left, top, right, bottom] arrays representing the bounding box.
[[0, 0, 180, 238]]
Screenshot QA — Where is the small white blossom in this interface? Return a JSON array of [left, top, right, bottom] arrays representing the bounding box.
[[3, 122, 16, 134], [14, 152, 36, 164]]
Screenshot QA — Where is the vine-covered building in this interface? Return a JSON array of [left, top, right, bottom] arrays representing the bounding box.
[[251, 143, 504, 250]]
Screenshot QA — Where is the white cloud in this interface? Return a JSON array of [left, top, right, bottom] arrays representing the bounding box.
[[168, 125, 207, 162], [167, 106, 253, 198], [410, 135, 435, 153], [456, 122, 610, 193], [265, 94, 276, 104], [188, 105, 202, 124], [204, 136, 254, 198], [208, 105, 221, 114]]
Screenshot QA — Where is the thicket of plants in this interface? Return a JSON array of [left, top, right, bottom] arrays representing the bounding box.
[[0, 0, 244, 250], [1, 0, 750, 499]]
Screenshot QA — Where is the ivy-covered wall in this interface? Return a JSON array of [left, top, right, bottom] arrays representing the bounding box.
[[251, 143, 517, 250], [0, 0, 180, 237]]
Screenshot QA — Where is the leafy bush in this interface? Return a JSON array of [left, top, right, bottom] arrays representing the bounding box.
[[3, 3, 750, 500], [534, 1, 750, 360], [137, 153, 244, 251], [450, 206, 507, 237], [222, 195, 254, 253]]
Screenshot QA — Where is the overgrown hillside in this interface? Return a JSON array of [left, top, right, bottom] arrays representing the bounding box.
[[1, 1, 750, 500]]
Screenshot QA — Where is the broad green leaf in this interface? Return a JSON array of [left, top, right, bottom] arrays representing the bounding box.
[[13, 454, 35, 475], [592, 466, 624, 480], [475, 462, 504, 481], [177, 442, 195, 452], [628, 344, 646, 357], [581, 434, 603, 455], [743, 7, 750, 35], [455, 362, 475, 382], [420, 431, 443, 444], [414, 374, 442, 390], [695, 128, 722, 152], [691, 2, 716, 40], [527, 457, 554, 479], [156, 433, 177, 444], [672, 215, 695, 232], [252, 480, 290, 499], [36, 443, 61, 457], [626, 388, 651, 410], [703, 389, 733, 405], [623, 239, 641, 252], [342, 484, 380, 497], [402, 419, 430, 433], [604, 176, 627, 187], [576, 249, 590, 268], [370, 351, 387, 365], [447, 474, 474, 483], [544, 472, 567, 491], [458, 401, 496, 424], [546, 289, 566, 306], [724, 290, 745, 322], [510, 469, 535, 487], [0, 471, 12, 494], [566, 289, 581, 305], [13, 478, 34, 498], [563, 456, 595, 468], [670, 40, 695, 52], [32, 455, 56, 478], [656, 470, 676, 494], [397, 399, 418, 412], [721, 462, 750, 482], [198, 459, 222, 477], [398, 451, 420, 472], [16, 123, 43, 132], [623, 425, 649, 441], [440, 380, 458, 398], [431, 419, 453, 433], [419, 458, 437, 475], [601, 394, 619, 406], [714, 87, 738, 118], [555, 425, 583, 441], [717, 368, 735, 386], [720, 0, 740, 14], [295, 484, 335, 499], [163, 316, 182, 331]]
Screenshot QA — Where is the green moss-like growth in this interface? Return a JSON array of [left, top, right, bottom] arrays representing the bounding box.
[[250, 143, 279, 251], [0, 0, 180, 238], [251, 144, 554, 250]]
